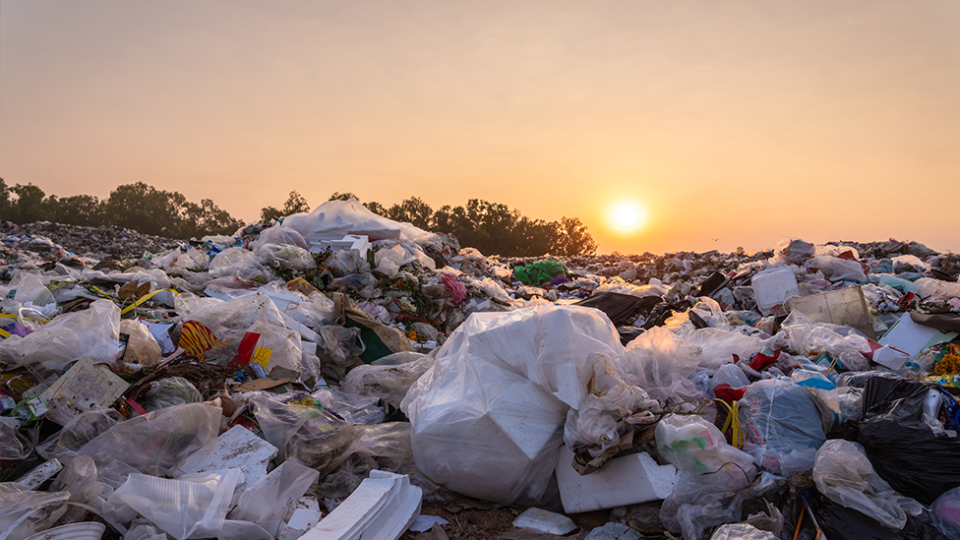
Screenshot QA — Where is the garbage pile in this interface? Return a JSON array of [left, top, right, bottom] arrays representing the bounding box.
[[4, 200, 960, 540]]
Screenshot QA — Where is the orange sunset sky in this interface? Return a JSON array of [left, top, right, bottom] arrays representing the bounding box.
[[1, 1, 958, 255]]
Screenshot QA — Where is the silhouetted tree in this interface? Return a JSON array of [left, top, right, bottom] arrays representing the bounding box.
[[329, 192, 359, 201], [386, 197, 433, 229], [282, 191, 310, 215], [260, 206, 283, 222], [55, 195, 104, 227], [365, 201, 386, 215]]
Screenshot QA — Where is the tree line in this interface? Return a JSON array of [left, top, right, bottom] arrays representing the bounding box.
[[0, 179, 597, 256]]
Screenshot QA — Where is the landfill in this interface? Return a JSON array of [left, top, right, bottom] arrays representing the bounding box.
[[3, 199, 960, 539]]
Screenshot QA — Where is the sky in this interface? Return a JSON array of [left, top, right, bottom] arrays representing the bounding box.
[[2, 0, 959, 255]]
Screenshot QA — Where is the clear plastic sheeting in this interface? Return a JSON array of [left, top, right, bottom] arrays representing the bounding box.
[[813, 439, 922, 530], [710, 523, 777, 540], [0, 417, 25, 461], [209, 247, 274, 282], [37, 407, 125, 463], [0, 483, 70, 540], [77, 403, 221, 476], [932, 486, 960, 540], [251, 224, 310, 251], [402, 304, 624, 504], [341, 352, 434, 408], [249, 394, 357, 475], [618, 327, 704, 405], [282, 198, 429, 244], [230, 461, 320, 531]]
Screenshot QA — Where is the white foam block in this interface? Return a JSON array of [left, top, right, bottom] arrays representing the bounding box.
[[556, 445, 677, 514]]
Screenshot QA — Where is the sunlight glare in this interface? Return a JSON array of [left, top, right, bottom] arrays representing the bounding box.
[[609, 201, 645, 232]]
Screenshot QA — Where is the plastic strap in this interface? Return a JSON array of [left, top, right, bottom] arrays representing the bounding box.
[[715, 398, 744, 449], [120, 288, 180, 315]]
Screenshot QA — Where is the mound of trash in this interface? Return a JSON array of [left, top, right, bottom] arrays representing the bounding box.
[[3, 203, 960, 540]]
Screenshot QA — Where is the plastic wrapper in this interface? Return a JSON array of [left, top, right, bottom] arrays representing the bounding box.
[[209, 247, 274, 281], [656, 415, 761, 540], [776, 238, 816, 265], [78, 403, 221, 476], [917, 278, 960, 303], [310, 387, 385, 425], [618, 327, 704, 406], [814, 439, 922, 530], [250, 394, 357, 475], [805, 256, 868, 283], [124, 519, 172, 540], [11, 273, 56, 307], [119, 319, 162, 369], [738, 379, 826, 474], [175, 293, 302, 372], [319, 325, 365, 365], [681, 327, 765, 372], [0, 483, 70, 540], [252, 223, 309, 251], [139, 377, 203, 412], [341, 352, 434, 408], [113, 469, 241, 539], [781, 310, 869, 357], [51, 455, 104, 523], [710, 524, 776, 540], [402, 304, 624, 504], [230, 461, 320, 531], [37, 407, 124, 463], [564, 353, 659, 457], [792, 369, 842, 433], [255, 243, 317, 272], [858, 376, 960, 505], [324, 249, 370, 276], [1, 299, 120, 370], [0, 417, 25, 461], [932, 486, 960, 540]]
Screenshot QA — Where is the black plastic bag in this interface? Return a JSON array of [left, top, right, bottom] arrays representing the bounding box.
[[858, 377, 960, 505], [809, 492, 948, 540]]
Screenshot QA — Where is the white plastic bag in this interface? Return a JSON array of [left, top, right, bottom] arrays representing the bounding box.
[[341, 352, 434, 408], [255, 243, 317, 272], [0, 483, 70, 540], [401, 304, 624, 504], [932, 486, 960, 539], [252, 223, 309, 250], [0, 418, 24, 461], [813, 439, 922, 530]]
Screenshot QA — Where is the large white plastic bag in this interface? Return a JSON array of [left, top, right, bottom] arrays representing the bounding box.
[[6, 299, 120, 370], [0, 483, 70, 540], [282, 198, 428, 244], [737, 379, 826, 474], [401, 304, 625, 504], [11, 273, 55, 306], [78, 403, 220, 476], [813, 439, 922, 530], [113, 469, 241, 540], [618, 327, 703, 404]]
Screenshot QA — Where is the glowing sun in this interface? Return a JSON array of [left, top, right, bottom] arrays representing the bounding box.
[[609, 201, 646, 232]]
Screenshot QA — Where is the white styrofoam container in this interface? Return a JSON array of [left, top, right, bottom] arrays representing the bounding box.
[[751, 267, 799, 316], [555, 445, 677, 514]]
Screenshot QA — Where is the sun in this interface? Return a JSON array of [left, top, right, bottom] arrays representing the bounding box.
[[608, 201, 646, 232]]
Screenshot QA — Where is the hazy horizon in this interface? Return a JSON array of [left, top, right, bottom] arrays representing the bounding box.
[[2, 1, 958, 255]]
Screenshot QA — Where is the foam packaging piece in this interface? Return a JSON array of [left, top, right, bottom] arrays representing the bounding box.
[[752, 267, 799, 316], [174, 425, 278, 499], [555, 445, 677, 514], [512, 508, 576, 535]]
